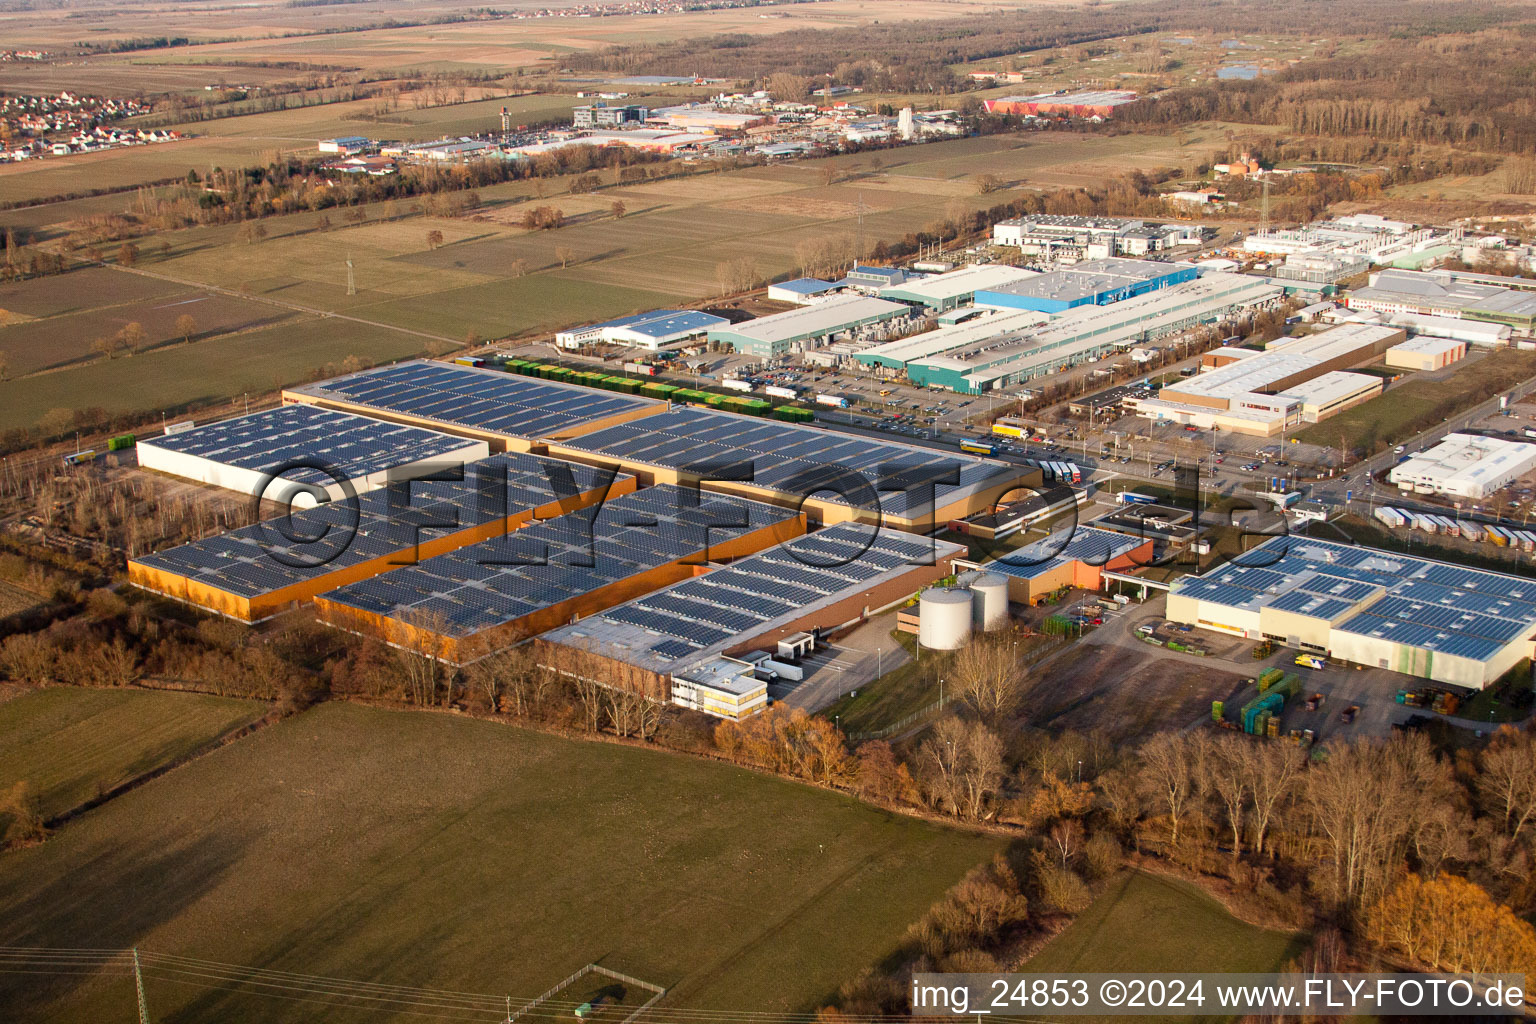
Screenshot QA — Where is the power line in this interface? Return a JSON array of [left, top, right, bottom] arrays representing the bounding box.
[[0, 947, 1060, 1024]]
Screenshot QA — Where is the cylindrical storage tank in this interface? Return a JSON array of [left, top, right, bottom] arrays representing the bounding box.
[[919, 588, 973, 650], [968, 572, 1010, 631]]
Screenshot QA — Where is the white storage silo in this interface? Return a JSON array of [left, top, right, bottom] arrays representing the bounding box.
[[918, 588, 973, 650], [968, 572, 1010, 631]]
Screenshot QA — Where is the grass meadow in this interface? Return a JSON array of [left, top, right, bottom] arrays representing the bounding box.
[[1026, 871, 1306, 1021], [0, 700, 1000, 1022], [0, 687, 266, 820]]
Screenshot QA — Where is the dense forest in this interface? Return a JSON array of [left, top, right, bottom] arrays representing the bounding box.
[[1118, 30, 1536, 154]]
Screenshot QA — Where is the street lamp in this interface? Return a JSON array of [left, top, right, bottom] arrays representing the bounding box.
[[876, 646, 882, 680]]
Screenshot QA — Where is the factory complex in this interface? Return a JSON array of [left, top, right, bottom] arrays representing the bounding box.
[[990, 215, 1205, 260], [703, 294, 911, 359], [1125, 323, 1406, 436], [970, 258, 1198, 314], [879, 271, 1283, 393], [952, 526, 1152, 605], [131, 358, 1037, 716], [1168, 537, 1536, 688], [1347, 268, 1536, 336]]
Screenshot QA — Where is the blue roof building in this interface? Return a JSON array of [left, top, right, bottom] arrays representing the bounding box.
[[555, 308, 730, 351]]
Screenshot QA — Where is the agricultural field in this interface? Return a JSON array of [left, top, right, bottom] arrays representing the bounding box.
[[1027, 870, 1305, 979], [0, 701, 1000, 1022], [0, 687, 267, 821], [0, 0, 1030, 91], [0, 314, 424, 431], [0, 130, 1210, 432], [0, 137, 299, 208], [0, 283, 297, 377]]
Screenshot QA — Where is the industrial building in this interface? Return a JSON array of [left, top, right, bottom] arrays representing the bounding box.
[[1261, 252, 1371, 296], [990, 216, 1199, 259], [973, 258, 1197, 313], [135, 405, 488, 505], [647, 104, 770, 134], [313, 484, 805, 663], [543, 405, 1036, 532], [535, 524, 959, 716], [554, 309, 729, 351], [902, 272, 1282, 393], [1384, 335, 1467, 371], [127, 453, 631, 622], [1167, 536, 1536, 688], [1382, 312, 1510, 347], [951, 526, 1152, 605], [1241, 221, 1454, 265], [705, 294, 908, 359], [1389, 433, 1536, 500], [282, 360, 666, 452], [854, 309, 1050, 374], [572, 103, 648, 128], [982, 91, 1138, 118], [877, 264, 1039, 311], [945, 484, 1084, 541], [1126, 323, 1402, 435], [1347, 269, 1536, 335], [766, 278, 841, 305]]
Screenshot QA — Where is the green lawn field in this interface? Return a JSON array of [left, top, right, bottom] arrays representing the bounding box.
[[1026, 871, 1306, 1021], [1294, 350, 1536, 453], [0, 687, 266, 820], [0, 701, 1000, 1022]]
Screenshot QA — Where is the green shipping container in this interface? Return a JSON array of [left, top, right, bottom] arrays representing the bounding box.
[[107, 433, 136, 451]]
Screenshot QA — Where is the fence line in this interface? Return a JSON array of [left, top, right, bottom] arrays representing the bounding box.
[[849, 698, 943, 742]]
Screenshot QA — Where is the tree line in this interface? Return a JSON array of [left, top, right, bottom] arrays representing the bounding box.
[[1117, 27, 1536, 155]]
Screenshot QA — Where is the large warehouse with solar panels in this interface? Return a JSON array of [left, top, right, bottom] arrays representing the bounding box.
[[128, 356, 1036, 714], [282, 360, 667, 451], [136, 405, 488, 505], [545, 405, 1035, 532], [536, 525, 961, 718], [1167, 536, 1536, 687], [128, 453, 631, 622], [313, 485, 806, 662]]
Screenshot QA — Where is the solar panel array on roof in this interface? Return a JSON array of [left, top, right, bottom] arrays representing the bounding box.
[[133, 454, 627, 599], [544, 524, 950, 671], [317, 484, 798, 638], [559, 406, 1010, 516], [289, 360, 659, 440], [141, 405, 475, 488], [1172, 535, 1536, 664]]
